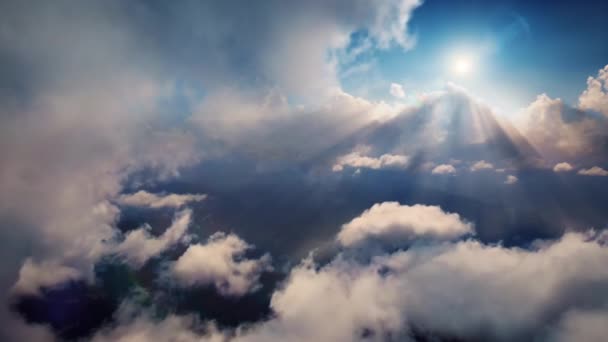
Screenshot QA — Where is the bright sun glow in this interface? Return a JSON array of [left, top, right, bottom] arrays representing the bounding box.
[[451, 54, 474, 75]]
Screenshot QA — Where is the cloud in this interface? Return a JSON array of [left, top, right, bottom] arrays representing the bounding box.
[[551, 309, 608, 342], [578, 166, 608, 176], [332, 151, 409, 172], [11, 259, 81, 297], [91, 306, 224, 342], [390, 83, 405, 98], [117, 191, 206, 209], [112, 209, 192, 267], [431, 164, 456, 174], [553, 162, 574, 172], [470, 160, 494, 171], [337, 202, 473, 247], [99, 226, 608, 342], [579, 64, 608, 117], [505, 175, 519, 184], [514, 65, 608, 161], [192, 88, 401, 161], [247, 229, 608, 341], [0, 0, 425, 336], [172, 232, 271, 297], [75, 198, 608, 342]]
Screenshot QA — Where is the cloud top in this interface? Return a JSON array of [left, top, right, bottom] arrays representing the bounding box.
[[553, 162, 574, 172], [172, 232, 271, 297], [332, 152, 409, 172], [117, 191, 206, 209], [113, 209, 192, 267], [431, 164, 456, 174], [578, 166, 608, 176], [470, 160, 494, 171], [337, 202, 473, 247]]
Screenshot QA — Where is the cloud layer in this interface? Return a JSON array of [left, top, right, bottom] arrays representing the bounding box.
[[91, 207, 608, 342]]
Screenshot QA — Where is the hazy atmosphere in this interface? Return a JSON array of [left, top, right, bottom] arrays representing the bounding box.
[[1, 1, 608, 341]]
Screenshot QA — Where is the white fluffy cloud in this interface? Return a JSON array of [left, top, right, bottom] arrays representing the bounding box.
[[431, 164, 456, 174], [515, 95, 599, 159], [515, 65, 608, 161], [92, 307, 225, 342], [553, 162, 574, 172], [579, 65, 608, 117], [470, 160, 494, 171], [11, 259, 81, 297], [332, 152, 409, 172], [117, 191, 206, 209], [578, 166, 608, 176], [337, 202, 473, 247], [113, 209, 192, 267], [390, 83, 405, 98], [172, 232, 271, 297], [97, 225, 608, 342], [252, 231, 608, 341], [505, 175, 519, 184]]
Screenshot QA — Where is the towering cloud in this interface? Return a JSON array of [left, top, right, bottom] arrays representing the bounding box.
[[515, 65, 608, 162], [579, 65, 608, 117]]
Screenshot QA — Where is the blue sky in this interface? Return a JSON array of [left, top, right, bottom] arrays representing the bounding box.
[[340, 0, 608, 112]]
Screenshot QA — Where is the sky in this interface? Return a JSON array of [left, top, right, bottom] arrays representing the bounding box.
[[1, 1, 608, 341]]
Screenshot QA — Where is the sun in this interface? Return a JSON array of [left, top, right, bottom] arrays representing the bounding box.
[[451, 54, 473, 75]]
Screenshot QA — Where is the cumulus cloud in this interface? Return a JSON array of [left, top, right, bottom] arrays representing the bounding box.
[[117, 191, 206, 209], [390, 83, 405, 98], [515, 65, 608, 161], [431, 164, 456, 174], [553, 162, 574, 172], [578, 166, 608, 176], [98, 225, 608, 342], [92, 305, 225, 342], [0, 0, 425, 337], [332, 152, 409, 172], [470, 160, 494, 171], [579, 64, 608, 117], [113, 209, 192, 267], [257, 229, 608, 341], [172, 232, 271, 297], [505, 175, 518, 184], [11, 259, 81, 297], [0, 0, 201, 330], [337, 202, 473, 247]]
